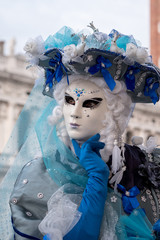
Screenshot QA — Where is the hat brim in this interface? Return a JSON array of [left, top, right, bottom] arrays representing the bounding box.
[[39, 48, 160, 104]]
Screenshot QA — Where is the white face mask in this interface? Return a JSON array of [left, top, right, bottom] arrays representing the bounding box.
[[63, 80, 108, 141]]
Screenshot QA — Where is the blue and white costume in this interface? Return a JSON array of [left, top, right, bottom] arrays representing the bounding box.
[[0, 24, 160, 240]]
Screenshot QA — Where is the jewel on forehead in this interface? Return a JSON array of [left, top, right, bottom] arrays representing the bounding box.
[[73, 88, 86, 99]]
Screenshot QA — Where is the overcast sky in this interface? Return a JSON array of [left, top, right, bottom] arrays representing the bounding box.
[[0, 0, 150, 55]]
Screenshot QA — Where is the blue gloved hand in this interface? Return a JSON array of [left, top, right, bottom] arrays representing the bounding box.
[[64, 133, 109, 240], [43, 234, 50, 240]]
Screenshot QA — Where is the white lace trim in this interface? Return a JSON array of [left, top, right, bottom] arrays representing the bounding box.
[[38, 184, 82, 240]]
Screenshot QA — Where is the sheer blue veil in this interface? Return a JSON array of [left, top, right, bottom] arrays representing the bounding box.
[[0, 79, 53, 239], [0, 77, 88, 240]]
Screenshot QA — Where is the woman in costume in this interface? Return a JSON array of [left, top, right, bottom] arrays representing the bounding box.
[[1, 23, 160, 240]]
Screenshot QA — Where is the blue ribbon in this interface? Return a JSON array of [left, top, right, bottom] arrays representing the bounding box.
[[117, 184, 140, 214], [153, 219, 160, 239], [46, 52, 69, 89], [144, 77, 159, 104], [88, 56, 116, 91], [124, 66, 140, 91]]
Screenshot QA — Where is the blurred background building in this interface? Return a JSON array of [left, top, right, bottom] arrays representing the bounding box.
[[0, 40, 36, 153], [0, 0, 160, 158]]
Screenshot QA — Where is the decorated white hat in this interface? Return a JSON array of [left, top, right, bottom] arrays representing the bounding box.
[[24, 23, 160, 104]]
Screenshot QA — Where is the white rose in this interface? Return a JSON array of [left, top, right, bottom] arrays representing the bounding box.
[[126, 43, 149, 64], [24, 36, 45, 56], [135, 47, 148, 64], [126, 43, 137, 58], [24, 39, 38, 54]]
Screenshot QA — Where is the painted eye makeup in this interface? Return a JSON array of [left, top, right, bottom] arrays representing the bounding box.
[[65, 93, 75, 105], [83, 98, 103, 108]]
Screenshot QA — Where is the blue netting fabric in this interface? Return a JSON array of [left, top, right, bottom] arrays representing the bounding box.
[[44, 26, 81, 50], [0, 77, 88, 240], [0, 80, 52, 240], [35, 116, 88, 188], [116, 208, 155, 240], [43, 26, 139, 53]]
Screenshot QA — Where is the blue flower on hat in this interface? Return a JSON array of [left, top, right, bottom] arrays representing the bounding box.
[[144, 77, 159, 104], [45, 52, 69, 88], [88, 55, 116, 91], [124, 66, 140, 91]]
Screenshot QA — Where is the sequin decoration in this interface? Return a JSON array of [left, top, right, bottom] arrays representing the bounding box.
[[26, 211, 32, 217], [146, 189, 159, 223], [141, 196, 147, 202], [111, 196, 117, 203], [155, 189, 160, 210], [73, 88, 86, 99], [26, 162, 32, 167], [37, 193, 44, 199], [88, 90, 100, 94], [22, 179, 28, 184], [11, 198, 17, 204], [45, 86, 50, 92]]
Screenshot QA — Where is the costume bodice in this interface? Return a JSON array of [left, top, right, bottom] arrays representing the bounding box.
[[10, 145, 160, 239]]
